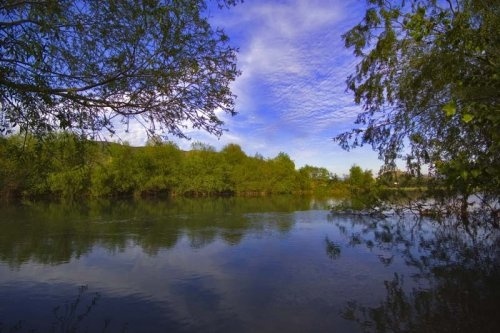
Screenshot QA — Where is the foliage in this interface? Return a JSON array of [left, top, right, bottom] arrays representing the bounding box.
[[330, 165, 382, 212], [348, 165, 375, 193], [0, 133, 336, 200], [337, 0, 499, 207], [377, 169, 428, 188], [298, 165, 334, 193], [0, 0, 241, 138]]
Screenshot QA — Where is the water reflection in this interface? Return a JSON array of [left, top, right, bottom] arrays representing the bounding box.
[[327, 213, 500, 333], [1, 197, 351, 333], [1, 197, 498, 332], [324, 237, 341, 260], [50, 286, 106, 333], [0, 196, 317, 267]]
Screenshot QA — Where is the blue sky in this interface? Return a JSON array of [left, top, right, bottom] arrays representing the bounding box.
[[112, 0, 385, 176]]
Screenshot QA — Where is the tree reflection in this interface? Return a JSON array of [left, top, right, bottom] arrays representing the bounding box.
[[0, 285, 129, 333], [327, 213, 500, 333], [51, 286, 103, 333], [0, 197, 301, 267], [325, 236, 341, 260]]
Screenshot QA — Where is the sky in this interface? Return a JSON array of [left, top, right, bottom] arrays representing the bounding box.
[[111, 0, 385, 176]]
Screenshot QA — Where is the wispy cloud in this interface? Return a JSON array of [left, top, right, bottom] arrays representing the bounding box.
[[230, 0, 363, 130], [107, 0, 381, 174], [205, 0, 377, 172]]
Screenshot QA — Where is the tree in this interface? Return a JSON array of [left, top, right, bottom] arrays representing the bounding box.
[[45, 132, 93, 199], [178, 147, 229, 195], [268, 152, 297, 194], [221, 143, 246, 165], [0, 0, 240, 138], [298, 165, 333, 192], [336, 0, 499, 207], [135, 141, 183, 195], [348, 165, 374, 190], [330, 165, 379, 212]]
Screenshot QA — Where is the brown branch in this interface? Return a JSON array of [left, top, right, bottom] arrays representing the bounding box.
[[0, 19, 44, 28]]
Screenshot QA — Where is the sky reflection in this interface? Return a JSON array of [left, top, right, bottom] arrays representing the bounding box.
[[2, 198, 496, 332]]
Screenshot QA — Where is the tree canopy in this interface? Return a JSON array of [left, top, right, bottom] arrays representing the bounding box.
[[0, 0, 240, 138], [0, 133, 330, 199], [337, 0, 499, 201]]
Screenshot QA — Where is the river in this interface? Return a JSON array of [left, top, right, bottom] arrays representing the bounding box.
[[0, 197, 498, 332]]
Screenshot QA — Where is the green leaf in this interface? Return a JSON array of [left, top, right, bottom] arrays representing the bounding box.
[[462, 113, 474, 123], [442, 102, 456, 117]]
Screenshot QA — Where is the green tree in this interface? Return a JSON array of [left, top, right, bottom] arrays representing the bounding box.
[[337, 0, 499, 210], [348, 165, 374, 190], [178, 147, 229, 195], [91, 143, 139, 196], [333, 165, 379, 211], [299, 165, 333, 192], [0, 135, 30, 198], [221, 143, 247, 165], [0, 134, 58, 197], [267, 152, 297, 194], [231, 155, 267, 194], [0, 0, 240, 138], [136, 141, 183, 195], [347, 165, 376, 202], [45, 132, 93, 199], [221, 143, 247, 191]]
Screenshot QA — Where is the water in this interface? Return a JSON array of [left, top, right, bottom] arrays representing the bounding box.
[[0, 197, 498, 332]]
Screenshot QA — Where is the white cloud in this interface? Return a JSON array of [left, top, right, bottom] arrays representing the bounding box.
[[206, 0, 381, 173], [236, 1, 360, 129], [102, 0, 382, 174]]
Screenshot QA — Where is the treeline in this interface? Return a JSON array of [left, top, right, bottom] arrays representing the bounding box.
[[0, 133, 345, 200]]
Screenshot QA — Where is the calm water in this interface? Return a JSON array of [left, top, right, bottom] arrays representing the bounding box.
[[0, 197, 498, 333]]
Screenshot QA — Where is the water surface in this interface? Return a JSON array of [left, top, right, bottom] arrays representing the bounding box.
[[0, 197, 498, 332]]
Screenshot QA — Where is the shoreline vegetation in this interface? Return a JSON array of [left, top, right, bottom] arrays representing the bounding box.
[[0, 132, 427, 202], [2, 133, 497, 228]]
